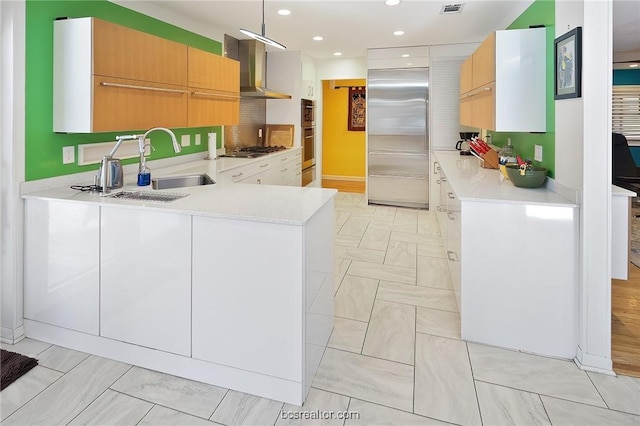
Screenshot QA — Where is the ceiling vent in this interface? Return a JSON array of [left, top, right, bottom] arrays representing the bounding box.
[[440, 3, 464, 14]]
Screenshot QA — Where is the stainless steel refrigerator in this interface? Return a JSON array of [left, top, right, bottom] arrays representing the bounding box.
[[367, 68, 429, 208]]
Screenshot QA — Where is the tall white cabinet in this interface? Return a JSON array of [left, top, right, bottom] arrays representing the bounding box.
[[266, 51, 317, 147]]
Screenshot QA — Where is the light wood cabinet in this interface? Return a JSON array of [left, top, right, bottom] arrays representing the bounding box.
[[93, 19, 187, 86], [459, 57, 473, 95], [459, 28, 545, 132], [54, 18, 239, 133], [471, 32, 495, 89], [187, 47, 240, 126], [93, 76, 188, 132], [188, 47, 239, 92]]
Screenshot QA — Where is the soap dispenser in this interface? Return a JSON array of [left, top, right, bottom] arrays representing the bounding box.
[[137, 148, 151, 186]]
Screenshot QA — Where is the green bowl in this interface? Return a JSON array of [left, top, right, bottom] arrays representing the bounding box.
[[505, 165, 547, 188]]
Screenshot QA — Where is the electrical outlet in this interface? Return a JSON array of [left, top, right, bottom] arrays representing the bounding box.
[[534, 145, 543, 162], [195, 134, 201, 146], [62, 146, 75, 164], [181, 134, 191, 147]]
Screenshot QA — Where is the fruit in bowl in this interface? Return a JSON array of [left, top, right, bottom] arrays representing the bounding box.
[[504, 164, 547, 188]]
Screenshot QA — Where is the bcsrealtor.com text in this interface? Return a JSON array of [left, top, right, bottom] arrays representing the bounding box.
[[280, 409, 361, 420]]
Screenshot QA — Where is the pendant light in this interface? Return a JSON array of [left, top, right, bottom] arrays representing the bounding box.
[[239, 0, 286, 50]]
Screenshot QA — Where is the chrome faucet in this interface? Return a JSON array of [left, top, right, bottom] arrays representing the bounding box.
[[97, 127, 181, 193], [135, 127, 182, 186]]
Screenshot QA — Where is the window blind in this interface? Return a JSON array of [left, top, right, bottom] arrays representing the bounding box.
[[612, 85, 640, 142]]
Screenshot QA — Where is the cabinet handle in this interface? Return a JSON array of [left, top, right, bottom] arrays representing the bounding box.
[[304, 135, 314, 139], [191, 91, 241, 100], [281, 157, 289, 161], [260, 163, 269, 168], [232, 172, 244, 178], [433, 162, 440, 174], [464, 85, 492, 98], [436, 206, 443, 212], [447, 250, 459, 262], [447, 211, 455, 221], [440, 177, 447, 182], [296, 172, 301, 175], [101, 81, 188, 94], [436, 179, 441, 184], [257, 179, 262, 184], [281, 168, 288, 172], [447, 192, 455, 199]]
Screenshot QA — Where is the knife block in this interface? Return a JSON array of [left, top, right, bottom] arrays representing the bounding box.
[[480, 149, 499, 169]]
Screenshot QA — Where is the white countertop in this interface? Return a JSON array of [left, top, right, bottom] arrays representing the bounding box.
[[434, 150, 578, 207], [22, 148, 336, 226]]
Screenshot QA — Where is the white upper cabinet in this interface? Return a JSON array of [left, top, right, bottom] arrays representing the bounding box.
[[459, 28, 546, 132], [368, 46, 429, 69]]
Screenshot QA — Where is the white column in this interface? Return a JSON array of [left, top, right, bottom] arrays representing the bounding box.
[[0, 0, 26, 344], [576, 0, 614, 374]]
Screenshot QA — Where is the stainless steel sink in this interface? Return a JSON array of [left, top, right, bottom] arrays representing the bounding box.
[[151, 173, 215, 190]]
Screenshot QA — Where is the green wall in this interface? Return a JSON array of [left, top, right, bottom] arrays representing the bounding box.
[[488, 0, 556, 177], [25, 0, 223, 181]]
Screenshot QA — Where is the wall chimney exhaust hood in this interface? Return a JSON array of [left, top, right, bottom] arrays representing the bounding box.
[[239, 39, 291, 99]]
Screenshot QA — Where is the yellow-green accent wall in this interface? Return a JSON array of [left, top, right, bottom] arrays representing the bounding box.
[[322, 79, 367, 178]]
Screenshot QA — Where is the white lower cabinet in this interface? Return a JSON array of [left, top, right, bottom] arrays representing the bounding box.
[[191, 216, 304, 381], [435, 151, 579, 359], [24, 199, 100, 335], [100, 207, 192, 356], [217, 149, 302, 186], [441, 178, 461, 312]]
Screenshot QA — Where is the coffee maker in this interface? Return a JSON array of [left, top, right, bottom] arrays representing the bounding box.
[[456, 132, 479, 155]]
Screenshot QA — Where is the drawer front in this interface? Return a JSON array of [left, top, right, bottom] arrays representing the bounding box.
[[368, 151, 429, 177], [368, 175, 429, 204]]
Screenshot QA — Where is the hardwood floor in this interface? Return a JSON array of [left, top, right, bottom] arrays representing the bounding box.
[[322, 178, 365, 193], [612, 262, 640, 377]]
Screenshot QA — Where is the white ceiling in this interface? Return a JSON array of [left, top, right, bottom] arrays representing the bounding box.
[[119, 0, 639, 64]]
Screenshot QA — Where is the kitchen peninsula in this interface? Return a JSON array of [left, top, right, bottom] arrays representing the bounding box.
[[21, 149, 335, 406]]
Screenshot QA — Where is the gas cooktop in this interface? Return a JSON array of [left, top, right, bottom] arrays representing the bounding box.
[[239, 146, 288, 153], [218, 146, 288, 159]]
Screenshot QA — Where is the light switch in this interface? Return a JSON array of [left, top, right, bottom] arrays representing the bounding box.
[[534, 145, 543, 162], [181, 134, 191, 147]]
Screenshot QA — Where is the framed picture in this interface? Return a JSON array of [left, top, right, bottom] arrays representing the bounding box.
[[554, 27, 582, 100], [348, 87, 366, 131]]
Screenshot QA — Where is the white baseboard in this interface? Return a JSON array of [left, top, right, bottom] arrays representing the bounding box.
[[1, 325, 25, 344], [574, 347, 614, 375], [24, 319, 304, 405], [322, 175, 365, 182]]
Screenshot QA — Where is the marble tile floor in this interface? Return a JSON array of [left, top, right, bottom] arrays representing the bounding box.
[[2, 192, 639, 426]]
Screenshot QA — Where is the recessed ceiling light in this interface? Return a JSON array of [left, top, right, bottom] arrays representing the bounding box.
[[277, 9, 291, 16], [313, 36, 324, 41], [334, 52, 343, 56], [393, 30, 405, 36], [402, 54, 410, 58], [630, 64, 639, 68], [385, 0, 400, 5]]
